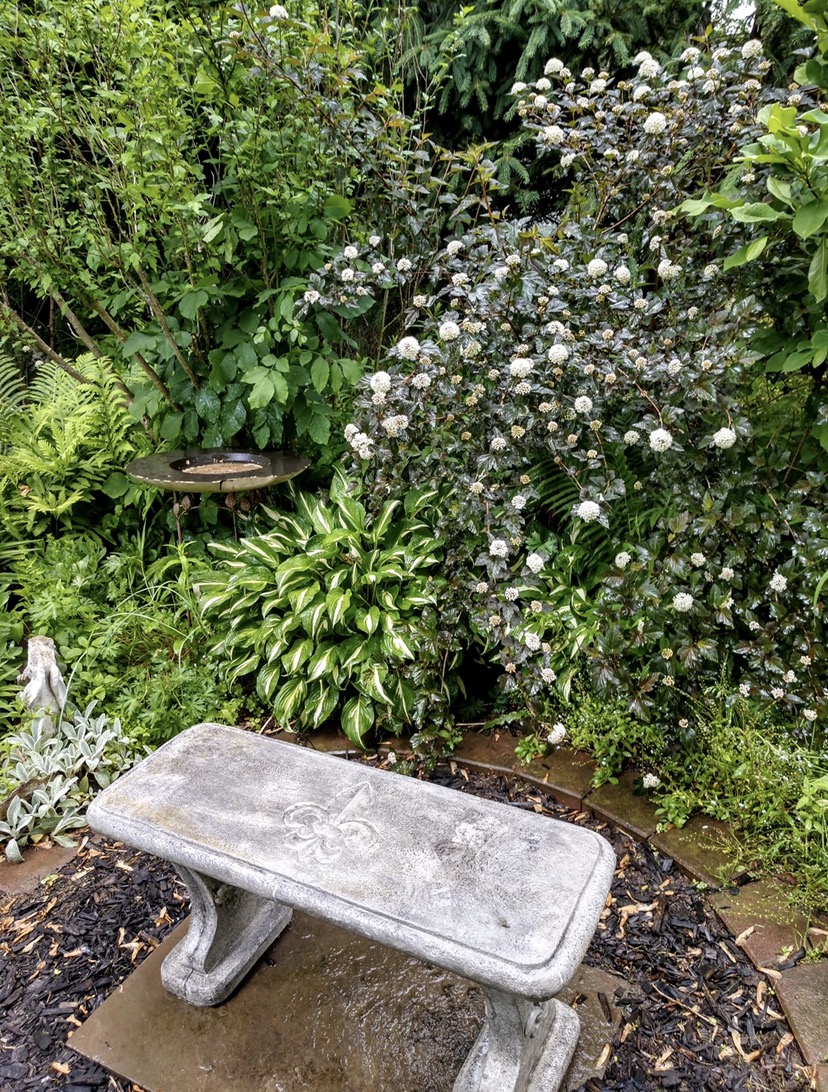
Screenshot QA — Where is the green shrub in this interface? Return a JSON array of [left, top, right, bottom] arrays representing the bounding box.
[[200, 467, 460, 747], [307, 34, 827, 744]]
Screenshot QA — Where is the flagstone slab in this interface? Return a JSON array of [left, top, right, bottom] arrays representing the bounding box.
[[70, 913, 625, 1092], [649, 816, 741, 889], [709, 880, 814, 970], [774, 960, 828, 1067], [0, 842, 77, 896], [521, 748, 598, 812], [585, 771, 660, 841]]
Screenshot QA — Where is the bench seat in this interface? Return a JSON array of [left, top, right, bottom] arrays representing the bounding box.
[[88, 722, 616, 1092]]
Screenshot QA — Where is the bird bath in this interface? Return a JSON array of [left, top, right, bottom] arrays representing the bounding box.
[[126, 449, 311, 540], [126, 449, 311, 493]]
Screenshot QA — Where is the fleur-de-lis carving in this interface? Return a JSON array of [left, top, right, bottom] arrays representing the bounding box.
[[282, 782, 378, 863]]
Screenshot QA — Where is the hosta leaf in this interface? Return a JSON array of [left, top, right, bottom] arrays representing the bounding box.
[[273, 677, 308, 725], [341, 693, 374, 747], [339, 635, 370, 672], [306, 680, 339, 728], [326, 586, 352, 627], [288, 581, 322, 614], [306, 642, 340, 682], [356, 606, 381, 635], [300, 599, 330, 640], [359, 662, 393, 705], [333, 494, 366, 532], [369, 499, 401, 544], [257, 661, 282, 701], [282, 637, 314, 674]]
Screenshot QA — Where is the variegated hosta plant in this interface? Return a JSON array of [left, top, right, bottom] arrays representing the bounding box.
[[199, 469, 453, 747]]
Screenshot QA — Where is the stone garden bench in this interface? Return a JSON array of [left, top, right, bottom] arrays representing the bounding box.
[[87, 722, 615, 1092]]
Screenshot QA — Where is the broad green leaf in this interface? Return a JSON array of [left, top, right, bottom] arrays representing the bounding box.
[[773, 0, 817, 28], [102, 471, 131, 499], [282, 637, 314, 673], [809, 238, 828, 301], [341, 693, 374, 746], [310, 357, 330, 393], [288, 581, 321, 614], [326, 586, 352, 627], [323, 194, 353, 221], [300, 599, 330, 640], [195, 387, 221, 423], [793, 200, 828, 238], [730, 202, 785, 224], [724, 236, 768, 270], [122, 331, 157, 356], [179, 289, 209, 319], [273, 677, 307, 725]]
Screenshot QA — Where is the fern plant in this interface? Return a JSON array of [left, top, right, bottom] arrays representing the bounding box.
[[0, 353, 148, 538]]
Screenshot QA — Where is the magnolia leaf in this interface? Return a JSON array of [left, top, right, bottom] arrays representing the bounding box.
[[809, 238, 828, 301], [793, 200, 828, 239]]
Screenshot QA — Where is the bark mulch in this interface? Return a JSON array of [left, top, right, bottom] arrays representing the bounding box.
[[0, 762, 813, 1092]]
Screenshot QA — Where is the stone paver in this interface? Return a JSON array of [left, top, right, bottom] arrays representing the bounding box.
[[558, 965, 628, 1091], [71, 911, 622, 1092], [0, 842, 77, 896], [585, 770, 660, 840], [522, 748, 598, 811], [815, 1064, 828, 1091], [650, 816, 742, 889], [452, 731, 520, 776], [709, 880, 814, 970], [774, 960, 828, 1067]]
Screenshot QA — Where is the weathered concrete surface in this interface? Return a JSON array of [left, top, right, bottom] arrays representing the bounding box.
[[558, 965, 628, 1091], [709, 880, 815, 970], [650, 816, 742, 889], [70, 914, 625, 1092], [520, 748, 598, 812], [585, 771, 660, 841], [88, 723, 615, 1002], [0, 842, 76, 895], [774, 961, 828, 1067]]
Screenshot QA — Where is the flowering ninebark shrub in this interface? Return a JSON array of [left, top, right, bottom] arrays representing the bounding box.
[[308, 36, 827, 743]]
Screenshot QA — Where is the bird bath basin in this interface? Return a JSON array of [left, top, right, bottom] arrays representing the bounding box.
[[126, 449, 311, 494]]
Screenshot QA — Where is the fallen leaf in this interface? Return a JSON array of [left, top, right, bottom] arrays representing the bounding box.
[[735, 925, 756, 947], [776, 1032, 794, 1054], [595, 1043, 612, 1068], [50, 1062, 70, 1076]]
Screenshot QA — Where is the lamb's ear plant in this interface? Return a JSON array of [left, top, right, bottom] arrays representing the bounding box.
[[0, 703, 141, 862], [200, 467, 457, 747]]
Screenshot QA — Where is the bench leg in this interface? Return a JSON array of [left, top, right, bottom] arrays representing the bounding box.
[[160, 864, 292, 1007], [453, 987, 580, 1092]]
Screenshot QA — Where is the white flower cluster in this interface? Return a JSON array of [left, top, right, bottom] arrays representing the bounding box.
[[741, 39, 763, 59], [712, 427, 736, 449], [381, 414, 409, 437], [769, 572, 787, 593], [344, 423, 373, 460], [649, 428, 673, 452], [547, 722, 566, 744], [411, 373, 431, 390], [574, 395, 593, 415], [446, 240, 464, 256], [269, 4, 288, 18], [490, 539, 509, 558], [547, 344, 569, 364], [510, 358, 533, 378], [615, 551, 632, 569], [540, 125, 566, 146], [587, 258, 608, 279], [439, 320, 461, 341], [526, 552, 545, 574], [576, 500, 601, 522], [369, 371, 392, 395], [642, 773, 661, 790], [672, 592, 694, 613], [397, 336, 420, 360], [644, 111, 667, 136]]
